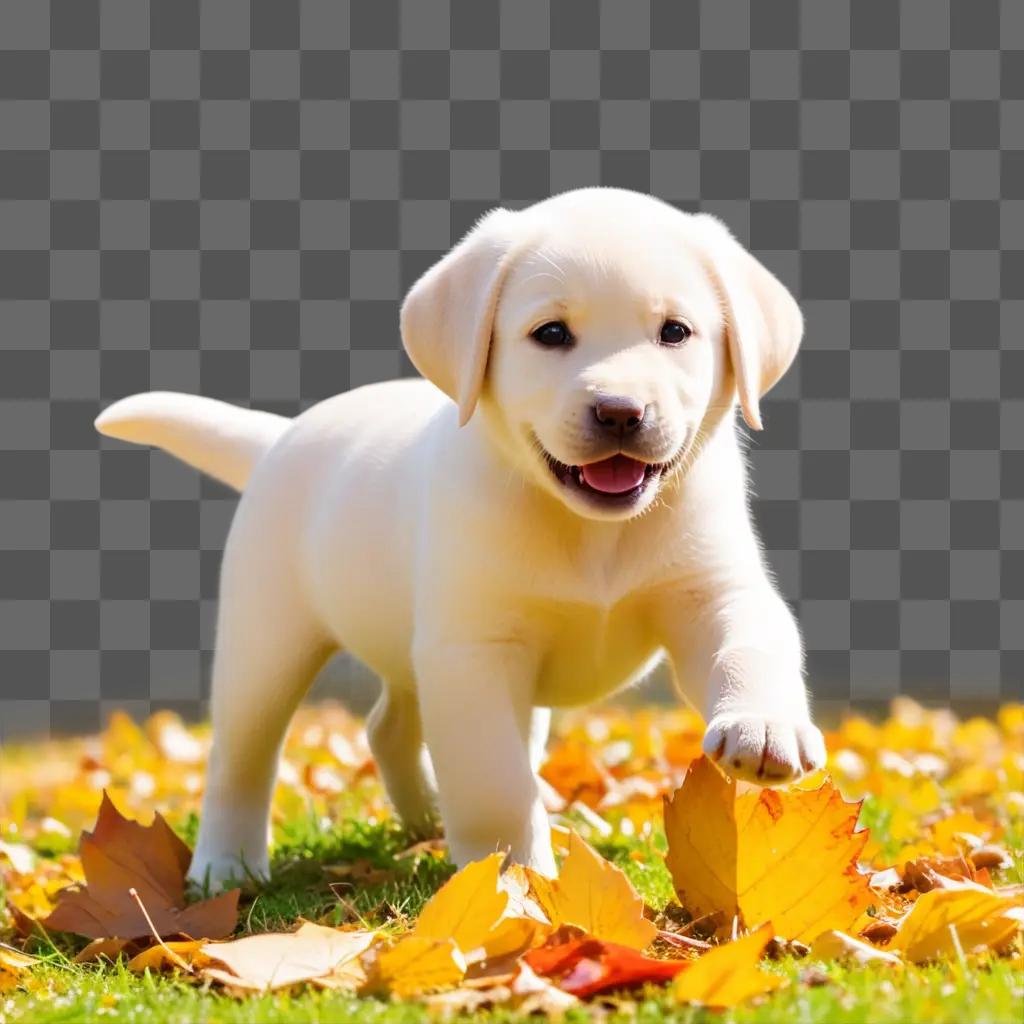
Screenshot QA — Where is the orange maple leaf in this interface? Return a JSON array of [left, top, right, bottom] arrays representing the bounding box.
[[663, 757, 871, 942], [42, 792, 238, 941]]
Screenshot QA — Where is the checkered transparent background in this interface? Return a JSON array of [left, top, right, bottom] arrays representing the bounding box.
[[1, 0, 1021, 738]]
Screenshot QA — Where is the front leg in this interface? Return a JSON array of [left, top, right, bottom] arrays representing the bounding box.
[[415, 640, 556, 875], [664, 585, 826, 784]]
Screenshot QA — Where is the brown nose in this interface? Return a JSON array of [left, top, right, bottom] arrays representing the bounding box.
[[593, 394, 647, 433]]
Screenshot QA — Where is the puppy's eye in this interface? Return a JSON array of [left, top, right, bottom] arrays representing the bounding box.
[[530, 321, 573, 348], [659, 320, 692, 346]]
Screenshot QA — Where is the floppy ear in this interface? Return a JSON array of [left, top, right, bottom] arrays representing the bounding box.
[[693, 214, 804, 431], [400, 207, 520, 426]]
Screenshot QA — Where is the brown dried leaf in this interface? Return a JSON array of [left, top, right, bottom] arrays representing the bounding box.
[[41, 792, 238, 941]]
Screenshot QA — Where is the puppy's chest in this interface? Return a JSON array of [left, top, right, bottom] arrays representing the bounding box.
[[532, 599, 660, 707]]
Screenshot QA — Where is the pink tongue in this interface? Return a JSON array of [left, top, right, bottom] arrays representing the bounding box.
[[580, 455, 647, 494]]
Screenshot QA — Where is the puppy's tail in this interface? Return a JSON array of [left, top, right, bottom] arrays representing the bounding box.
[[95, 392, 290, 492]]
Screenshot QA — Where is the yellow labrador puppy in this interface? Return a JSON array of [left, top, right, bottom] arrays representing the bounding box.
[[97, 187, 825, 885]]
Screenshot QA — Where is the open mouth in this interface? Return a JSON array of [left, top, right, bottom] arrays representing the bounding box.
[[540, 449, 677, 507]]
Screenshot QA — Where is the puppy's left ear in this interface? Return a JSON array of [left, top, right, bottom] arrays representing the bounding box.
[[401, 207, 520, 426], [693, 214, 803, 431]]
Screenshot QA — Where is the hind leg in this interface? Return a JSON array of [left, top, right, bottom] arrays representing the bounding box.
[[366, 686, 439, 837], [188, 548, 333, 888]]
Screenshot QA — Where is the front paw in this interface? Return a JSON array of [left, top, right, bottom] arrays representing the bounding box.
[[187, 849, 268, 893], [702, 714, 826, 785]]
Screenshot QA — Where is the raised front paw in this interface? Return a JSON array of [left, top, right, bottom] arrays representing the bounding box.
[[702, 713, 826, 785]]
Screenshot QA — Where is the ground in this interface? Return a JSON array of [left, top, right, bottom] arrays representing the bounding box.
[[1, 701, 1022, 1023]]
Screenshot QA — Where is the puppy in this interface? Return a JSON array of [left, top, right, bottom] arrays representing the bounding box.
[[96, 187, 826, 885]]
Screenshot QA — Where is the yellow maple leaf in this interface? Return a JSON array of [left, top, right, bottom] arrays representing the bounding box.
[[672, 923, 784, 1008], [890, 881, 1024, 963], [413, 852, 509, 954], [526, 831, 657, 950], [663, 756, 871, 942], [371, 936, 466, 997]]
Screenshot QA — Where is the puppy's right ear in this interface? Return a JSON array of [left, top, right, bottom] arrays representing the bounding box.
[[400, 207, 519, 426]]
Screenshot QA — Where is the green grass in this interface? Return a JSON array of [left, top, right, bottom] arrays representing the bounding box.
[[7, 957, 1024, 1024], [3, 805, 1023, 1024]]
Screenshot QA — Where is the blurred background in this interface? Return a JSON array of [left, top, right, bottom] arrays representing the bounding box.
[[0, 0, 1020, 740]]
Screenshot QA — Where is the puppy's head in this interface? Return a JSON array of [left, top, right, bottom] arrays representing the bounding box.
[[401, 188, 802, 521]]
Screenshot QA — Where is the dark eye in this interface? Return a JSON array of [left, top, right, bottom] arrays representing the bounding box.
[[659, 320, 692, 346], [530, 321, 573, 348]]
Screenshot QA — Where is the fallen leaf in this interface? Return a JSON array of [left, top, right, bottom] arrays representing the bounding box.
[[860, 919, 900, 944], [890, 881, 1024, 963], [412, 852, 508, 954], [311, 955, 369, 991], [369, 935, 466, 997], [656, 930, 713, 954], [394, 837, 447, 861], [423, 985, 505, 1015], [74, 937, 131, 964], [201, 923, 376, 992], [870, 868, 903, 892], [902, 854, 984, 893], [763, 935, 810, 960], [524, 929, 688, 997], [672, 923, 784, 1008], [323, 860, 397, 887], [527, 832, 657, 949], [499, 864, 552, 925], [0, 943, 39, 993], [127, 939, 213, 973], [810, 930, 902, 966], [664, 757, 871, 941], [5, 900, 39, 939], [969, 845, 1011, 872], [510, 960, 580, 1016], [41, 792, 238, 940], [0, 840, 35, 875], [423, 961, 579, 1017], [467, 916, 543, 966], [540, 740, 610, 807], [145, 711, 203, 764]]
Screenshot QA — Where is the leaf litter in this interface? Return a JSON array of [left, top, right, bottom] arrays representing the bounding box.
[[0, 698, 1021, 1013]]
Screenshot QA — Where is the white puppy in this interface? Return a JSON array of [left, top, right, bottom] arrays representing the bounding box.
[[96, 188, 826, 885]]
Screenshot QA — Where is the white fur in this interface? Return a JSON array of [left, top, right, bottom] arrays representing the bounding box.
[[95, 188, 826, 885]]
